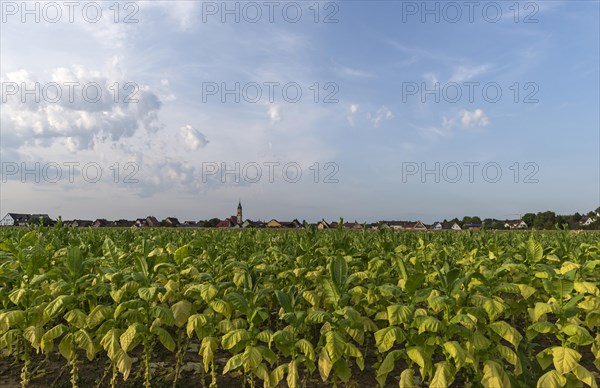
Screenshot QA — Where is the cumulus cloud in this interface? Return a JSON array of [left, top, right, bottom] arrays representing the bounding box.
[[0, 61, 162, 151], [368, 106, 394, 128], [268, 104, 281, 124], [179, 125, 209, 151], [460, 109, 490, 128], [347, 104, 359, 126]]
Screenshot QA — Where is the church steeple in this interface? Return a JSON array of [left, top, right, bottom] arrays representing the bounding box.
[[237, 201, 243, 225]]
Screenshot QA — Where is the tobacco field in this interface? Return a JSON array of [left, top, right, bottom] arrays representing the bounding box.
[[0, 226, 598, 387]]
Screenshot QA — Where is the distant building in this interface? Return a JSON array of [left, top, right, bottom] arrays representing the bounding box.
[[0, 213, 52, 226], [0, 213, 31, 226], [237, 202, 243, 225], [504, 220, 528, 229]]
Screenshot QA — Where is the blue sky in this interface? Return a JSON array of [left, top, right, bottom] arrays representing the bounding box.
[[1, 0, 598, 222]]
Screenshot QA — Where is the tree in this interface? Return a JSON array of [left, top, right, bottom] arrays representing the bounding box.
[[533, 211, 556, 230], [522, 213, 536, 228], [204, 218, 221, 228]]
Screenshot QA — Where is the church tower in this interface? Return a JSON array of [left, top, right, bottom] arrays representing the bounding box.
[[237, 201, 243, 225]]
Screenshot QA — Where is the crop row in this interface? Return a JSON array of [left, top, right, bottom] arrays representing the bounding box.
[[0, 227, 599, 387]]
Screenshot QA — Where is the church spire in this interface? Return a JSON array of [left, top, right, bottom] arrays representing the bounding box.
[[237, 201, 243, 225]]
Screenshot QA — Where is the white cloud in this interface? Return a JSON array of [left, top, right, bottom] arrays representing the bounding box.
[[179, 125, 209, 151], [368, 106, 394, 128], [460, 109, 490, 128], [0, 61, 162, 151], [268, 104, 281, 124], [347, 104, 359, 126], [336, 66, 374, 79], [449, 65, 490, 83]]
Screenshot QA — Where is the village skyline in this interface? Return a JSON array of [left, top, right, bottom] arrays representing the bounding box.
[[2, 202, 599, 230], [1, 2, 598, 224]]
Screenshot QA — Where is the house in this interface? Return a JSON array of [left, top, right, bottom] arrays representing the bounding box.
[[504, 220, 528, 229], [580, 217, 595, 226], [69, 219, 93, 227], [242, 220, 264, 228], [441, 222, 462, 231], [384, 220, 427, 230], [267, 219, 302, 228], [317, 219, 330, 229], [112, 219, 135, 227], [464, 223, 482, 231], [134, 218, 147, 227], [0, 213, 32, 226], [146, 216, 160, 227], [411, 221, 428, 230], [343, 221, 362, 230], [267, 219, 282, 228], [93, 219, 108, 227], [216, 219, 235, 228], [163, 217, 180, 227], [1, 213, 53, 226], [430, 222, 442, 230]]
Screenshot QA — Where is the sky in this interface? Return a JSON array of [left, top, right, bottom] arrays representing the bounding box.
[[0, 0, 599, 223]]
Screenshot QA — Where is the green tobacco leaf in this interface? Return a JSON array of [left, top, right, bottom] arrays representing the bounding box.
[[86, 305, 114, 329], [324, 330, 346, 364], [376, 350, 402, 386], [374, 326, 405, 352], [74, 329, 96, 361], [536, 370, 566, 388], [527, 322, 557, 340], [221, 329, 251, 350], [399, 368, 415, 388], [481, 360, 511, 388], [318, 347, 333, 382], [444, 341, 469, 369], [58, 333, 74, 360], [330, 256, 348, 290], [417, 315, 443, 334], [551, 346, 581, 375], [572, 363, 598, 388], [430, 361, 453, 388], [387, 304, 413, 326], [490, 321, 522, 349], [275, 290, 293, 312], [482, 298, 506, 322], [269, 365, 286, 388], [120, 323, 142, 353], [527, 239, 544, 262], [561, 324, 594, 346], [296, 339, 315, 361], [287, 359, 299, 388], [242, 346, 262, 371], [472, 330, 491, 350], [151, 326, 176, 352], [223, 353, 243, 374], [171, 300, 192, 327], [574, 281, 599, 296]]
